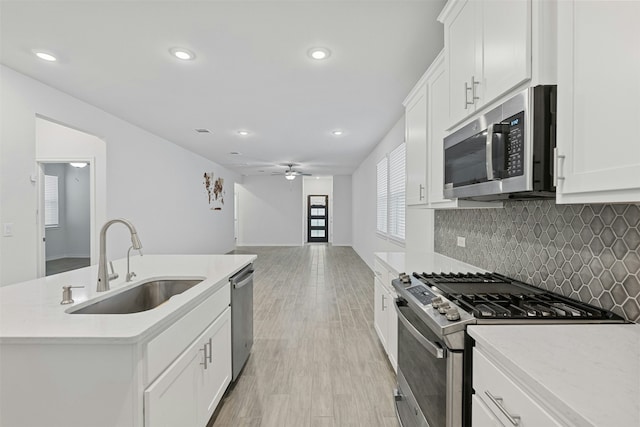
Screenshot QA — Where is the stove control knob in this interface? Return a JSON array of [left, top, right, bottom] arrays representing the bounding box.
[[431, 297, 443, 308], [437, 303, 451, 314], [445, 308, 461, 321]]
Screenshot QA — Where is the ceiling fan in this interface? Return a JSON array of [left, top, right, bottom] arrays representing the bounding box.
[[271, 163, 311, 180]]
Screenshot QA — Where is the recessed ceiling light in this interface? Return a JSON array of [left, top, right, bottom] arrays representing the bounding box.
[[332, 130, 343, 136], [308, 47, 331, 60], [169, 47, 195, 61], [229, 152, 242, 155], [195, 128, 211, 133], [33, 50, 57, 62], [237, 130, 250, 136]]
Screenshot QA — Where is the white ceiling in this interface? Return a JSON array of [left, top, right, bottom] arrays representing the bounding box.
[[0, 0, 445, 177]]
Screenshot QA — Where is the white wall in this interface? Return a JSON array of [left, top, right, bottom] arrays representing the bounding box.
[[352, 117, 408, 269], [332, 175, 352, 246], [236, 176, 303, 246], [303, 177, 333, 243], [0, 66, 240, 285]]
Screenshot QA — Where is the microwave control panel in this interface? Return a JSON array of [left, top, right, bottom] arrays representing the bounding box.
[[504, 111, 525, 177]]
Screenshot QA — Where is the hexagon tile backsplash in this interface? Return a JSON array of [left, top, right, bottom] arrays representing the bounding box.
[[434, 201, 640, 322]]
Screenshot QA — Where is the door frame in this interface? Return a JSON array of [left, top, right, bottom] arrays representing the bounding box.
[[307, 195, 329, 243], [36, 158, 96, 277]]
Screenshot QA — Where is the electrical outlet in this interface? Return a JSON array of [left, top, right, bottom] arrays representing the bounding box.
[[3, 223, 14, 237], [457, 236, 466, 247]]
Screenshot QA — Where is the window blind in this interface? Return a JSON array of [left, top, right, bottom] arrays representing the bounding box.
[[376, 157, 388, 234], [44, 174, 59, 227], [388, 142, 406, 241]]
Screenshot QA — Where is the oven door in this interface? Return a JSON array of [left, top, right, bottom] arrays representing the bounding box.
[[394, 299, 463, 427]]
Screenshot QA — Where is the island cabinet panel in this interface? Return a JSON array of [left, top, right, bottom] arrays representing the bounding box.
[[146, 282, 230, 385], [0, 343, 140, 427], [145, 308, 231, 427]]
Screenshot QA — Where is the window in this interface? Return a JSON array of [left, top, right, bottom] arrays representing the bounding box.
[[44, 174, 59, 227], [376, 158, 388, 234], [388, 143, 406, 241], [376, 142, 406, 242]]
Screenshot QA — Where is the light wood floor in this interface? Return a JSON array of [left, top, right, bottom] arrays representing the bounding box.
[[212, 245, 399, 427]]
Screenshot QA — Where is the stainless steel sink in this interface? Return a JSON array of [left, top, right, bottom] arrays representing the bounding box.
[[70, 279, 203, 314]]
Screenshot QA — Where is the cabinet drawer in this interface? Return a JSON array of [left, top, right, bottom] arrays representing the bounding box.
[[373, 260, 389, 286], [473, 348, 562, 427], [146, 283, 230, 385]]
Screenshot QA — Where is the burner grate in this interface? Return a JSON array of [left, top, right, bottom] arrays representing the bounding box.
[[412, 271, 623, 320]]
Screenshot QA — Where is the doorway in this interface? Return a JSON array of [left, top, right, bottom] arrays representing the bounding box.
[[308, 195, 328, 243], [41, 162, 92, 275]]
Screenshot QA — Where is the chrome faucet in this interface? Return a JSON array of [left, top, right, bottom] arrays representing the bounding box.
[[97, 219, 143, 292]]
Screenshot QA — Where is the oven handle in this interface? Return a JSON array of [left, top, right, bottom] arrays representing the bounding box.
[[394, 301, 445, 359]]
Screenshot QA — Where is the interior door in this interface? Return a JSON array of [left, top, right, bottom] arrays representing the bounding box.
[[307, 195, 328, 243]]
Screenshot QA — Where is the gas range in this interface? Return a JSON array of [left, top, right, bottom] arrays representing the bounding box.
[[391, 271, 627, 427], [392, 271, 625, 345]]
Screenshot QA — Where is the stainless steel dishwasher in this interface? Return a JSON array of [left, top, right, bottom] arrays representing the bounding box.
[[229, 264, 254, 381]]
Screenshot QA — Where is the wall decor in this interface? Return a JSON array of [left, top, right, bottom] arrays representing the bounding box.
[[203, 172, 225, 210], [435, 200, 640, 322]]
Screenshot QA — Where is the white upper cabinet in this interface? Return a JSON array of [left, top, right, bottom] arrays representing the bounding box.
[[556, 0, 640, 204], [440, 0, 534, 128], [447, 0, 482, 125], [405, 83, 428, 206], [404, 51, 502, 210], [482, 0, 531, 104]]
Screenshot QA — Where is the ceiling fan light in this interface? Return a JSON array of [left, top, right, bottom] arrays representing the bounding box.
[[285, 171, 296, 180]]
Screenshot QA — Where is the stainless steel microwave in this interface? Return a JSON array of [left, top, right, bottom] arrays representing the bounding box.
[[443, 85, 557, 200]]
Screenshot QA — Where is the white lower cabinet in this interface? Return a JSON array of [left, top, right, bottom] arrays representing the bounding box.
[[472, 395, 503, 427], [374, 277, 388, 350], [373, 257, 397, 372], [473, 348, 562, 427], [145, 308, 231, 427]]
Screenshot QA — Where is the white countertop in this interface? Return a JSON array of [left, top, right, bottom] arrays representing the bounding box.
[[0, 254, 256, 344], [374, 251, 485, 275], [468, 324, 640, 427]]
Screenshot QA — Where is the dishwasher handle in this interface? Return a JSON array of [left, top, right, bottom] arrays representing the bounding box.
[[231, 268, 254, 289]]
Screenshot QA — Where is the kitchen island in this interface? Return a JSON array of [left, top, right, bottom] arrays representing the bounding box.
[[0, 254, 255, 427]]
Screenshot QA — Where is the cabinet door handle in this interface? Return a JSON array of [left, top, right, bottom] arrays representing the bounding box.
[[465, 81, 473, 109], [484, 390, 521, 426], [381, 294, 386, 311], [471, 75, 480, 104], [200, 345, 208, 370], [419, 184, 425, 200], [554, 147, 566, 187], [207, 338, 212, 364]]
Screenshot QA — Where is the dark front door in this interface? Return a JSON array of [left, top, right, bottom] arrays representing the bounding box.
[[308, 195, 328, 243]]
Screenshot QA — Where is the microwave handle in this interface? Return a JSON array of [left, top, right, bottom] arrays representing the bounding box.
[[486, 124, 495, 181], [394, 300, 445, 359]]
